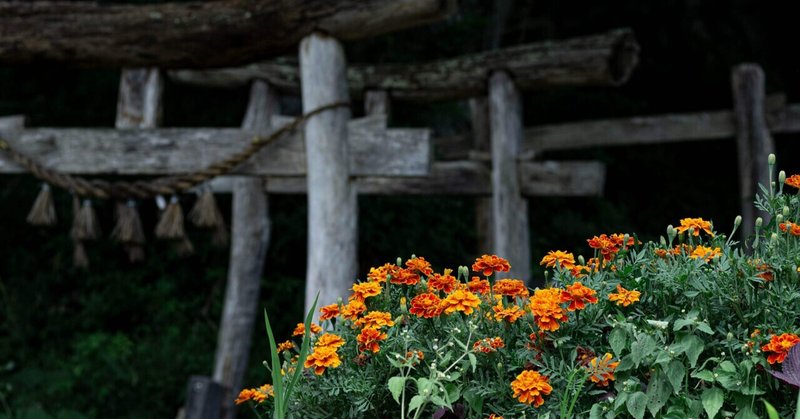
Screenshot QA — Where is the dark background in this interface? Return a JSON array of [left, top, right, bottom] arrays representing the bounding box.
[[1, 0, 798, 417]]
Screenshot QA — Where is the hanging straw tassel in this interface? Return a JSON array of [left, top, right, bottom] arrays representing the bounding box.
[[173, 237, 195, 256], [73, 240, 89, 268], [155, 195, 185, 239], [189, 188, 221, 228], [27, 183, 57, 226], [71, 199, 101, 240], [111, 200, 145, 245]]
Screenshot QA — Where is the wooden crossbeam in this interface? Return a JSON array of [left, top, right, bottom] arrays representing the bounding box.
[[0, 115, 430, 177], [169, 29, 639, 101]]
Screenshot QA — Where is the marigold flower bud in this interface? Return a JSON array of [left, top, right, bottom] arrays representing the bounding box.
[[768, 153, 776, 166], [783, 206, 791, 218], [667, 225, 676, 241], [770, 233, 778, 243], [756, 217, 763, 228], [577, 255, 585, 265], [776, 214, 784, 224], [779, 170, 786, 184], [734, 215, 742, 227], [660, 236, 667, 246]]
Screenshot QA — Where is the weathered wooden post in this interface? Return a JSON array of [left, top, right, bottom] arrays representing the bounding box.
[[364, 90, 391, 118], [299, 32, 356, 311], [488, 71, 531, 283], [469, 97, 493, 254], [732, 63, 775, 241], [116, 68, 163, 128]]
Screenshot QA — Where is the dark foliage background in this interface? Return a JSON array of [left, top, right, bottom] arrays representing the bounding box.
[[0, 0, 798, 417]]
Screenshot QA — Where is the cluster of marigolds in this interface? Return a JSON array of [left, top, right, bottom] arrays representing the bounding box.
[[235, 174, 800, 416]]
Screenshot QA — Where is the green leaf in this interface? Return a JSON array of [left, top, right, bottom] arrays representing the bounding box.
[[646, 369, 672, 417], [691, 370, 715, 382], [674, 318, 695, 331], [616, 355, 635, 372], [701, 387, 724, 419], [430, 395, 449, 408], [626, 391, 647, 419], [733, 406, 758, 419], [408, 395, 425, 415], [589, 404, 604, 419], [631, 334, 657, 366], [665, 360, 686, 393], [609, 327, 627, 356], [718, 361, 736, 373], [467, 353, 477, 373], [681, 335, 704, 368], [696, 322, 714, 335], [444, 383, 460, 404], [762, 400, 780, 419], [388, 376, 407, 404]]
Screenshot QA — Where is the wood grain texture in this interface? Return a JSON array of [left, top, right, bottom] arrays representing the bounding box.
[[116, 69, 163, 128], [0, 0, 455, 68], [469, 97, 493, 254], [169, 28, 639, 100]]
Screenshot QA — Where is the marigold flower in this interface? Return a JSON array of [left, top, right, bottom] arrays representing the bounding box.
[[529, 288, 567, 332], [675, 217, 714, 236], [404, 350, 424, 365], [511, 370, 552, 407], [367, 263, 400, 283], [350, 281, 382, 301], [440, 289, 482, 315], [277, 340, 294, 353], [608, 284, 641, 307], [405, 256, 434, 276], [304, 346, 342, 375], [319, 303, 340, 321], [779, 221, 800, 236], [755, 263, 774, 281], [785, 174, 800, 189], [315, 333, 345, 349], [586, 353, 619, 387], [688, 245, 722, 262], [409, 292, 443, 318], [391, 268, 420, 286], [354, 311, 395, 329], [762, 333, 800, 364], [587, 234, 621, 261], [539, 250, 576, 269], [341, 299, 367, 321], [654, 248, 668, 258], [473, 337, 505, 353], [467, 276, 491, 294], [486, 415, 504, 419], [492, 278, 530, 298], [357, 327, 388, 353], [234, 384, 274, 405], [561, 282, 598, 311], [472, 254, 511, 276], [428, 268, 458, 293], [292, 322, 322, 337], [493, 303, 525, 323]]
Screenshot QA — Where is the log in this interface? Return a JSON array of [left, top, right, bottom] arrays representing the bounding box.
[[0, 115, 25, 130], [489, 71, 531, 283], [732, 64, 775, 241], [0, 116, 430, 176], [0, 0, 455, 68], [169, 28, 639, 101], [300, 33, 357, 312], [116, 69, 163, 128]]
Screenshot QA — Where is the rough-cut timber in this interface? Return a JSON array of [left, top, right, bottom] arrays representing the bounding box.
[[0, 115, 430, 176], [732, 64, 775, 240], [489, 71, 531, 283], [116, 69, 163, 128], [0, 0, 455, 68], [169, 28, 639, 100], [300, 33, 357, 312], [0, 115, 25, 130]]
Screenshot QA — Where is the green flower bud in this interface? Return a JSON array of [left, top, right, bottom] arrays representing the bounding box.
[[783, 206, 791, 218], [667, 225, 676, 241], [777, 214, 784, 224], [756, 217, 763, 228], [779, 170, 787, 185], [660, 236, 667, 246], [734, 215, 742, 227], [771, 233, 778, 243], [769, 153, 776, 166], [396, 257, 402, 266], [577, 255, 586, 266]]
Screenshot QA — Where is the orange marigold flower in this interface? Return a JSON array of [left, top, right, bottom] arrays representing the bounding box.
[[409, 293, 443, 318], [357, 327, 388, 353], [319, 303, 340, 321], [586, 353, 619, 387], [354, 311, 395, 329], [473, 337, 505, 353], [304, 346, 342, 375], [391, 268, 421, 286], [341, 299, 367, 321], [675, 217, 714, 236], [529, 288, 567, 332], [277, 340, 294, 353], [292, 322, 322, 337], [492, 278, 530, 298], [472, 254, 511, 276], [689, 245, 722, 261], [367, 263, 399, 283], [428, 268, 458, 293], [405, 256, 434, 276], [441, 289, 482, 315], [234, 384, 274, 405], [486, 415, 504, 419], [785, 174, 800, 189], [761, 333, 800, 364], [351, 281, 382, 301], [493, 303, 525, 323], [316, 333, 345, 349], [235, 389, 256, 405], [608, 284, 641, 307], [755, 263, 774, 281], [779, 221, 800, 236], [587, 234, 621, 261], [561, 282, 598, 311], [539, 250, 576, 269], [511, 370, 552, 407], [404, 350, 425, 365], [654, 248, 668, 258], [467, 276, 491, 294]]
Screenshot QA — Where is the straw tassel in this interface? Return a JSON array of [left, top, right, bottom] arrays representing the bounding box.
[[189, 189, 221, 228], [27, 183, 57, 226], [173, 237, 195, 256], [155, 196, 185, 239], [111, 200, 145, 245], [71, 199, 101, 240], [73, 240, 89, 268]]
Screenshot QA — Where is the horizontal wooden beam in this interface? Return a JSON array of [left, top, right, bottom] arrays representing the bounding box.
[[0, 0, 455, 68], [207, 160, 605, 196], [0, 115, 25, 130], [169, 28, 639, 101], [0, 115, 430, 176]]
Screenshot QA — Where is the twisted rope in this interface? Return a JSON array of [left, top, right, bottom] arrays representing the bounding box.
[[0, 101, 349, 199]]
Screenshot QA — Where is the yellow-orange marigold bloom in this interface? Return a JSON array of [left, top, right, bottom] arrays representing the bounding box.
[[441, 289, 482, 315], [350, 281, 382, 301], [355, 311, 395, 329], [304, 346, 341, 375], [779, 221, 800, 236], [493, 303, 525, 323], [587, 234, 621, 261], [367, 263, 400, 283], [689, 245, 722, 261], [511, 370, 552, 407], [391, 268, 421, 286], [341, 299, 367, 321], [277, 340, 294, 353], [561, 282, 598, 311], [539, 250, 576, 269], [675, 217, 714, 236], [319, 303, 340, 321], [467, 276, 491, 294], [428, 268, 458, 293], [316, 333, 345, 349], [234, 384, 274, 405], [654, 248, 668, 258], [357, 327, 388, 353], [608, 284, 641, 307], [410, 292, 443, 318], [785, 174, 800, 189], [292, 322, 322, 337], [472, 254, 511, 276], [529, 288, 567, 332], [486, 415, 504, 419], [492, 278, 530, 298], [761, 333, 800, 364], [473, 337, 505, 353], [586, 353, 619, 387], [405, 256, 434, 276]]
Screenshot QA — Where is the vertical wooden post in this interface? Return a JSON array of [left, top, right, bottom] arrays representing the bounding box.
[[732, 63, 775, 240], [184, 376, 224, 419], [364, 90, 390, 118], [299, 32, 356, 312], [116, 68, 163, 128], [212, 80, 274, 419], [469, 97, 493, 254], [488, 71, 531, 283]]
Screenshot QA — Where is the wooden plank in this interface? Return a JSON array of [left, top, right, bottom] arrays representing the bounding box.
[[116, 69, 163, 128], [489, 71, 531, 283], [0, 116, 430, 176], [469, 97, 493, 254], [364, 90, 391, 117], [184, 376, 223, 419], [0, 0, 455, 68], [732, 64, 775, 240], [300, 33, 357, 312], [169, 28, 639, 101], [0, 115, 25, 130]]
